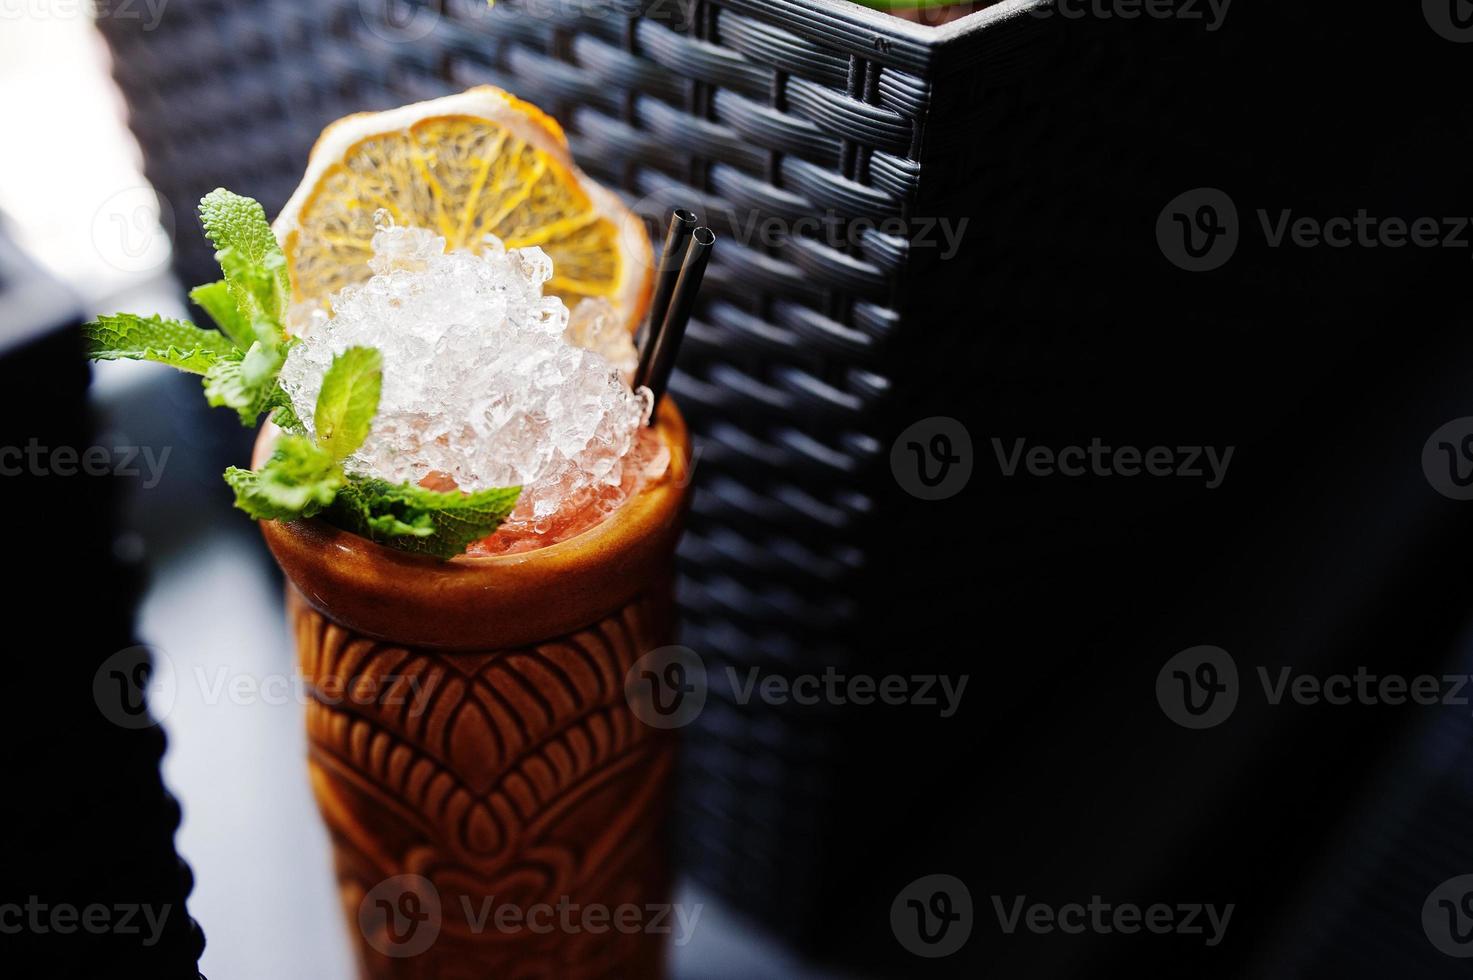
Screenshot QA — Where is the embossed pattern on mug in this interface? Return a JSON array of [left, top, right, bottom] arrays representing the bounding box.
[[290, 587, 675, 978]]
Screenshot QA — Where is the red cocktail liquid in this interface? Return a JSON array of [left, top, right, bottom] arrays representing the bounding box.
[[460, 425, 669, 556]]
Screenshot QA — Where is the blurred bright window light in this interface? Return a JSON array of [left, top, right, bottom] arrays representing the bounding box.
[[0, 5, 174, 307]]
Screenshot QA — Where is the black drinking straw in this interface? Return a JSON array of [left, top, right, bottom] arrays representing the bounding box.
[[637, 209, 698, 366], [639, 225, 715, 420]]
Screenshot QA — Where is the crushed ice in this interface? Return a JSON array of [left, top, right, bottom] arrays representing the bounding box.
[[278, 221, 659, 543]]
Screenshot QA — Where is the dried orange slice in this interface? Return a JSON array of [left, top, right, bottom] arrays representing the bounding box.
[[273, 86, 651, 331]]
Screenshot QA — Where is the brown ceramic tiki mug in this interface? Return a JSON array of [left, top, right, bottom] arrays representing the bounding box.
[[256, 401, 691, 979]]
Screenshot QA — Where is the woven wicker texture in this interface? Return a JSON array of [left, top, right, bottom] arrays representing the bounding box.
[[95, 0, 1053, 951]]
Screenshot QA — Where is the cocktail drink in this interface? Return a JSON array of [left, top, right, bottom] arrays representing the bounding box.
[[260, 401, 690, 979], [85, 87, 708, 977], [260, 214, 689, 977]]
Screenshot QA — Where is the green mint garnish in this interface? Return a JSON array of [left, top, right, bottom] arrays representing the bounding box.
[[88, 188, 292, 426], [187, 280, 255, 349], [224, 435, 343, 521], [83, 313, 238, 375], [331, 478, 523, 560], [222, 345, 375, 522], [202, 345, 288, 425], [266, 388, 306, 434], [314, 346, 382, 461], [84, 188, 522, 559], [198, 188, 290, 346]]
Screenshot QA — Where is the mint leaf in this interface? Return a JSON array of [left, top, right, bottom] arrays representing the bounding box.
[[314, 347, 382, 460], [84, 313, 236, 374], [266, 385, 305, 434], [363, 510, 436, 539], [199, 189, 280, 268], [188, 280, 253, 349], [198, 188, 289, 345], [224, 435, 343, 520], [332, 476, 521, 559], [203, 342, 287, 426]]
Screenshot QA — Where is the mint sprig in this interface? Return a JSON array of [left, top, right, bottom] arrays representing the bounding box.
[[83, 313, 238, 375], [314, 346, 382, 460], [222, 345, 378, 520], [86, 187, 293, 427], [85, 188, 522, 560], [224, 435, 343, 521], [201, 345, 286, 425], [187, 280, 254, 349], [198, 188, 290, 346], [331, 478, 523, 559]]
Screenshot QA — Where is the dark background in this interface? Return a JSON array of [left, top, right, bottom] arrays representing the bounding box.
[[836, 3, 1473, 977]]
